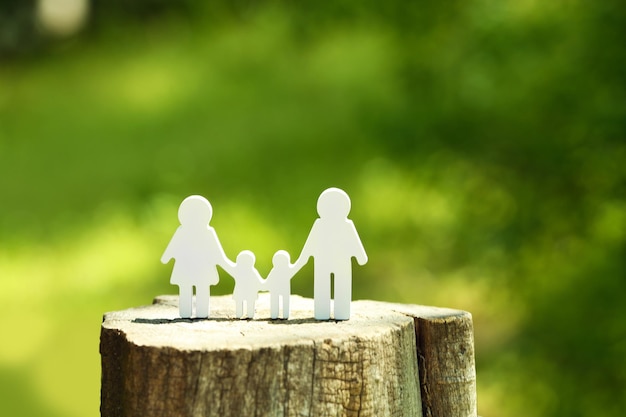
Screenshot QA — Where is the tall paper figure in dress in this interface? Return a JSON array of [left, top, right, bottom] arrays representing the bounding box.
[[161, 195, 233, 318], [295, 188, 368, 320]]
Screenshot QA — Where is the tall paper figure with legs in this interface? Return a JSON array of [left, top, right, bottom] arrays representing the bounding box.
[[161, 195, 233, 318], [295, 188, 368, 320]]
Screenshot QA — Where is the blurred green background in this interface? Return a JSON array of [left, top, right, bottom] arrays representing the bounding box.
[[1, 0, 625, 416]]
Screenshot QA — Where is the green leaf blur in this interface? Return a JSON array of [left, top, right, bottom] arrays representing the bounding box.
[[0, 1, 624, 416]]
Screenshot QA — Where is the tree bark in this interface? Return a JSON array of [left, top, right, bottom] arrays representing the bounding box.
[[390, 303, 477, 417], [100, 294, 476, 417]]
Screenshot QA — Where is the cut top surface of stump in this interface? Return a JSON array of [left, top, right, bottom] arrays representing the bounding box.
[[102, 294, 468, 351]]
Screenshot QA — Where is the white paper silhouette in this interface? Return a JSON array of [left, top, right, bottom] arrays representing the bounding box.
[[265, 250, 302, 319], [230, 250, 264, 319], [295, 188, 368, 320], [161, 195, 234, 318], [161, 189, 368, 321]]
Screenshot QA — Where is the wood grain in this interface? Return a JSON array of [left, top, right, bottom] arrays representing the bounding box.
[[100, 294, 476, 417]]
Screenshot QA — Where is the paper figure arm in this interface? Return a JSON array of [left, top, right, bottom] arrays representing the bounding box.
[[294, 219, 319, 270], [292, 255, 309, 272], [288, 260, 305, 278], [220, 257, 237, 277], [209, 228, 236, 275], [253, 267, 264, 286], [349, 221, 368, 265], [160, 227, 182, 264]]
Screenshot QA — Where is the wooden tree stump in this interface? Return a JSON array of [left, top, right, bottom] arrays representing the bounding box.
[[100, 294, 476, 417]]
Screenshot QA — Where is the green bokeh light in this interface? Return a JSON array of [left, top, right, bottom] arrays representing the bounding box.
[[0, 1, 624, 416]]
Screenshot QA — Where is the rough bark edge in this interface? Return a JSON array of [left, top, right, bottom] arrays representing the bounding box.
[[391, 306, 477, 417], [100, 327, 127, 417]]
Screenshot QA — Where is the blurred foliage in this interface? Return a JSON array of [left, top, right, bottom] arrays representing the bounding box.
[[0, 0, 625, 416]]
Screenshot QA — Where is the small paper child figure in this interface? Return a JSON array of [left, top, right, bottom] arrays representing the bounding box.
[[265, 250, 302, 319], [295, 187, 368, 320], [161, 195, 234, 319], [230, 250, 264, 319]]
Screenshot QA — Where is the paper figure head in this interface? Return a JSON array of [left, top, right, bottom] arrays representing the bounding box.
[[272, 250, 291, 267], [236, 250, 256, 267], [178, 195, 213, 226], [317, 187, 351, 219]]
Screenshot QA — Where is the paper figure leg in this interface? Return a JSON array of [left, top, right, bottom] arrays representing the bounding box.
[[283, 294, 290, 319], [247, 300, 255, 319], [333, 265, 352, 320], [195, 284, 209, 318], [314, 269, 331, 320], [236, 302, 243, 319], [179, 285, 192, 318], [271, 293, 279, 319]]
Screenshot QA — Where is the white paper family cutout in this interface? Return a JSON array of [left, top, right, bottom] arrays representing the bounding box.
[[161, 188, 367, 320]]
